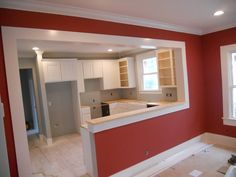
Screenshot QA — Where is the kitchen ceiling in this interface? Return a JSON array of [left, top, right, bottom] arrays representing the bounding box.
[[1, 0, 236, 34], [17, 39, 150, 58], [17, 40, 139, 53]]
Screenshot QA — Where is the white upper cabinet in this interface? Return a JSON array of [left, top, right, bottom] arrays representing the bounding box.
[[101, 60, 120, 90], [93, 61, 103, 78], [77, 61, 85, 92], [118, 57, 136, 88], [82, 61, 93, 79], [60, 60, 77, 81], [42, 59, 77, 83], [43, 60, 61, 83], [82, 60, 103, 79]]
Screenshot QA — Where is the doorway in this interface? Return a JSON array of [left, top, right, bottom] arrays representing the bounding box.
[[19, 68, 39, 136]]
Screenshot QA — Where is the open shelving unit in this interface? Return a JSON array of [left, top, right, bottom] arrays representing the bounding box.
[[157, 49, 176, 88], [119, 60, 129, 87], [118, 57, 136, 88]]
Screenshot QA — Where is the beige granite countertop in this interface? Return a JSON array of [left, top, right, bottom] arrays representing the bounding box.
[[102, 99, 146, 104], [102, 99, 172, 105]]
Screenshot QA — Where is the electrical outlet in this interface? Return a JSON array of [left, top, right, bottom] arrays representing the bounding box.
[[144, 150, 149, 156], [53, 123, 59, 128], [48, 101, 52, 106], [166, 93, 172, 97]]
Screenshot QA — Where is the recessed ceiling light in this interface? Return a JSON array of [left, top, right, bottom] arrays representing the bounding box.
[[32, 47, 39, 51], [140, 45, 156, 49], [107, 49, 113, 52], [214, 10, 224, 16]]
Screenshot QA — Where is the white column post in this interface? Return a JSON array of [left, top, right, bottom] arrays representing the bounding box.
[[35, 51, 52, 145]]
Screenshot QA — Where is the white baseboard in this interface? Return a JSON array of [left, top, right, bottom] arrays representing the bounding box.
[[111, 132, 236, 177], [111, 134, 210, 177], [41, 134, 53, 145], [204, 132, 236, 148], [39, 134, 44, 142], [27, 128, 39, 136]]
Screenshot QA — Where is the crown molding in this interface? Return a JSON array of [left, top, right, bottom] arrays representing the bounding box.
[[202, 22, 236, 35], [0, 0, 203, 35]]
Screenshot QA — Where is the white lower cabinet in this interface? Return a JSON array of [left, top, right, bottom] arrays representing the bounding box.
[[101, 60, 120, 90]]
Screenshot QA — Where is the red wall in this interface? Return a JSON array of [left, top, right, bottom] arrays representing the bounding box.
[[95, 35, 206, 176], [0, 8, 206, 177], [202, 27, 236, 138]]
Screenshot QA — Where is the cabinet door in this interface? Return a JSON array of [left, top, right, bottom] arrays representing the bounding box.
[[93, 61, 103, 78], [83, 61, 93, 79], [61, 60, 77, 81], [102, 60, 119, 90], [77, 61, 85, 92], [43, 61, 61, 83]]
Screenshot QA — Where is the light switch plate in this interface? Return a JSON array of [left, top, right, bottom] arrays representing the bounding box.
[[189, 170, 202, 177]]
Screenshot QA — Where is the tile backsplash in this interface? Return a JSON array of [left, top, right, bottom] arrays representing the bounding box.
[[137, 88, 177, 102], [120, 88, 137, 99], [80, 88, 138, 106], [80, 79, 177, 107], [100, 89, 121, 101]]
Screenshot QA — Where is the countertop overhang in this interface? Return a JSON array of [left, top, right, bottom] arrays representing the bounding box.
[[84, 100, 189, 133]]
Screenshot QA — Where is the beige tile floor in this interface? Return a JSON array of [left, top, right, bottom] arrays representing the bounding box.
[[154, 145, 236, 177], [28, 133, 87, 177], [29, 134, 236, 177]]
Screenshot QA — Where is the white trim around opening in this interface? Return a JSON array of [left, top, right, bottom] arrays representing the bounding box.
[[1, 26, 189, 177]]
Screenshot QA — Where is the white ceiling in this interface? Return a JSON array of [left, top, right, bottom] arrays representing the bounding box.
[[16, 39, 151, 59], [17, 40, 138, 53], [1, 0, 236, 34]]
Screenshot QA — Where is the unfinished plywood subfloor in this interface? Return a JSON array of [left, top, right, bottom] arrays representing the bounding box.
[[28, 133, 88, 177], [154, 145, 236, 177]]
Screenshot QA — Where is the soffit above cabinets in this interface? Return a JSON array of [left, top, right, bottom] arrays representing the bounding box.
[[1, 0, 236, 35]]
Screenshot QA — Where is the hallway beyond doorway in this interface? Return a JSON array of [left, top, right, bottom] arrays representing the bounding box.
[[29, 133, 87, 177]]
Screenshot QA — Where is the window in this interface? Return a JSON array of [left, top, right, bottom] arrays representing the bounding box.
[[142, 57, 159, 90], [136, 50, 160, 93], [220, 44, 236, 126], [231, 53, 236, 118]]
